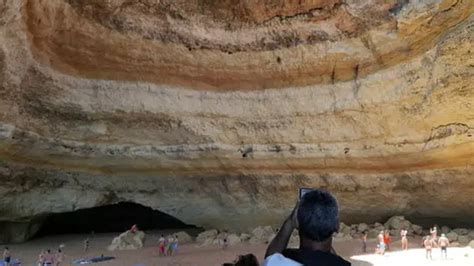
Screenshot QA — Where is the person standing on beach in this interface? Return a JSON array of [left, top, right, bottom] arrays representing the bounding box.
[[362, 231, 368, 253], [172, 236, 179, 255], [38, 250, 45, 266], [430, 226, 438, 241], [43, 249, 54, 266], [438, 233, 449, 259], [54, 249, 64, 266], [158, 235, 166, 256], [424, 236, 434, 260], [83, 238, 89, 253], [401, 229, 408, 250], [377, 231, 385, 255], [167, 235, 174, 256], [383, 230, 391, 251], [3, 247, 11, 266]]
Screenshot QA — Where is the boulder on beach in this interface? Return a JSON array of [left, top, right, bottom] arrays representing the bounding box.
[[469, 240, 474, 249], [107, 230, 145, 251], [251, 226, 274, 243], [453, 228, 469, 236], [172, 231, 193, 244], [468, 231, 474, 240], [411, 224, 423, 235], [357, 223, 369, 233], [458, 235, 469, 244], [441, 226, 451, 234], [240, 233, 251, 242], [227, 233, 241, 246], [196, 229, 218, 243], [384, 216, 411, 230], [447, 231, 458, 242]]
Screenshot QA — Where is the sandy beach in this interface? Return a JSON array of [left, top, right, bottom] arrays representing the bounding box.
[[4, 230, 473, 266]]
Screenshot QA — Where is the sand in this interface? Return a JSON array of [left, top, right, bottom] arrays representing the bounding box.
[[3, 231, 473, 266]]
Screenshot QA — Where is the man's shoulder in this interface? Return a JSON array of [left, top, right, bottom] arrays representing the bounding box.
[[263, 253, 303, 266], [282, 248, 351, 266]]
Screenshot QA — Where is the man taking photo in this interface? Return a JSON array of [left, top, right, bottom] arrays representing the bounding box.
[[263, 189, 351, 266]]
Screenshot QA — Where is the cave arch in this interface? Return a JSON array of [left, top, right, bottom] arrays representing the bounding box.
[[34, 202, 197, 237]]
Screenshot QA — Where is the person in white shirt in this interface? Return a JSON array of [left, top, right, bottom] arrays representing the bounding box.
[[263, 189, 351, 266]]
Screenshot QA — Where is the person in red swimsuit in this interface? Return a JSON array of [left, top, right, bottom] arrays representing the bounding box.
[[383, 230, 392, 251]]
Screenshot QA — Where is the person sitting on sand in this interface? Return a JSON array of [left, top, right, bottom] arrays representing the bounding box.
[[424, 236, 434, 260], [263, 189, 350, 266], [438, 233, 449, 259], [158, 235, 166, 256], [400, 228, 408, 250], [3, 247, 11, 266]]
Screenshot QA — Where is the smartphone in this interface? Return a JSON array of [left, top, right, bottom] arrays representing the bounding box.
[[299, 187, 313, 199]]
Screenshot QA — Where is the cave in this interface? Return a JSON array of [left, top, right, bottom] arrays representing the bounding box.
[[34, 202, 197, 237]]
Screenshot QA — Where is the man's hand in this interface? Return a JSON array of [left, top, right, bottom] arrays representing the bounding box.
[[289, 201, 299, 229], [265, 201, 299, 258]]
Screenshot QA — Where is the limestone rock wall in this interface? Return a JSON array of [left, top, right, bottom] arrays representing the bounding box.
[[0, 0, 473, 243]]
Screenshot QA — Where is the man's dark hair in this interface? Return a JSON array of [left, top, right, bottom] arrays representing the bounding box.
[[297, 189, 339, 242], [234, 254, 259, 266]]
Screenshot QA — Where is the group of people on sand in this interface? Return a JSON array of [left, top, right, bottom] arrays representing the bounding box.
[[37, 248, 65, 266], [423, 227, 450, 260], [375, 229, 394, 255], [158, 235, 179, 257], [370, 225, 451, 260]]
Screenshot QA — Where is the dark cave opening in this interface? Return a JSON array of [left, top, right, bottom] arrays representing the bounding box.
[[35, 202, 197, 237]]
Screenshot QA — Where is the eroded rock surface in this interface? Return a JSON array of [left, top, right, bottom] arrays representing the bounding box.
[[0, 0, 473, 243]]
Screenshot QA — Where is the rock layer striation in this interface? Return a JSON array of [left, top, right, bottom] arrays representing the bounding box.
[[0, 0, 473, 243]]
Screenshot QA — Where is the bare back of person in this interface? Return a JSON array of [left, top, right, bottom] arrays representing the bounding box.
[[439, 237, 449, 247], [424, 239, 433, 250]]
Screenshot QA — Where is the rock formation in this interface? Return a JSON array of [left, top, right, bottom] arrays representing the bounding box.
[[0, 0, 473, 243], [108, 230, 146, 251]]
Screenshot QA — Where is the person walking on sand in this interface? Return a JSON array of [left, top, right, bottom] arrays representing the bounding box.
[[438, 233, 450, 259], [401, 228, 408, 250], [3, 247, 11, 266], [54, 249, 64, 266], [362, 231, 368, 253], [424, 236, 434, 260]]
